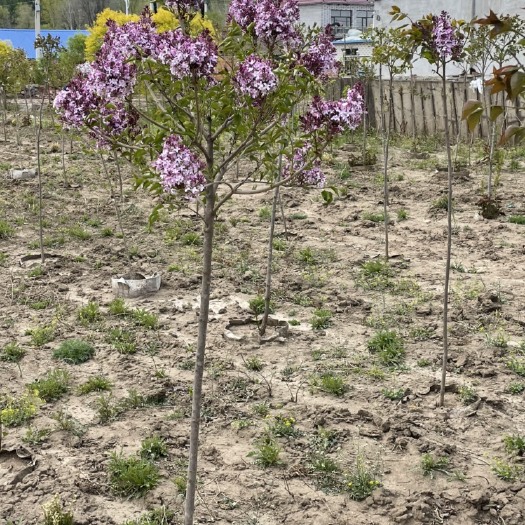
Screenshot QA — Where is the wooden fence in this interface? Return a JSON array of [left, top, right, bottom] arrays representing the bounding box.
[[327, 77, 523, 140]]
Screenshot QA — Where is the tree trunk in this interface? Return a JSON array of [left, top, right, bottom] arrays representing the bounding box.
[[440, 64, 453, 407], [184, 182, 216, 525], [260, 155, 282, 336]]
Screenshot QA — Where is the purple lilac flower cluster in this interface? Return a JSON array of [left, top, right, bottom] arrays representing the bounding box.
[[234, 54, 277, 100], [157, 29, 217, 80], [431, 11, 463, 60], [284, 143, 325, 187], [300, 30, 339, 79], [301, 84, 365, 135], [228, 0, 299, 44], [153, 135, 207, 198], [227, 0, 256, 29]]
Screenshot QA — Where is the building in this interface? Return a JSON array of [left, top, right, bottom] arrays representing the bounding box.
[[298, 0, 374, 39], [0, 29, 88, 59]]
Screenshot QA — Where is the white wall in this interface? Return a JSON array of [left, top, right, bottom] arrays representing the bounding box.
[[374, 0, 523, 26], [299, 5, 324, 29]]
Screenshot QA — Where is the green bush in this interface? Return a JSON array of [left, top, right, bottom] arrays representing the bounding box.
[[53, 339, 95, 364]]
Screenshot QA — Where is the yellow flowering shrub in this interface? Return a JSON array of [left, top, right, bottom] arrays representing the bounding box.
[[0, 389, 43, 427], [85, 8, 215, 61]]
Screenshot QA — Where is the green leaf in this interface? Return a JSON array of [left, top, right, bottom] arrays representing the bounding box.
[[489, 105, 503, 121], [461, 100, 483, 132], [499, 125, 525, 146], [510, 71, 525, 100], [321, 190, 333, 204]]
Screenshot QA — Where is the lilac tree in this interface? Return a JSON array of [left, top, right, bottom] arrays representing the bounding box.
[[392, 8, 465, 406], [53, 1, 364, 522]]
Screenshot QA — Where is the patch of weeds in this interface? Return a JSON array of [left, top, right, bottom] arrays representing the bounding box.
[[368, 331, 405, 367], [308, 453, 341, 491], [78, 301, 101, 324], [0, 390, 43, 427], [1, 342, 25, 362], [486, 331, 508, 348], [67, 224, 91, 240], [41, 494, 74, 525], [252, 402, 270, 418], [29, 299, 53, 310], [356, 260, 392, 290], [101, 227, 114, 237], [122, 389, 148, 409], [0, 219, 14, 238], [312, 372, 347, 397], [108, 452, 160, 497], [491, 458, 522, 481], [107, 328, 137, 354], [131, 308, 158, 329], [53, 339, 95, 364], [311, 309, 332, 330], [258, 206, 271, 220], [430, 195, 449, 212], [506, 382, 525, 395], [457, 385, 478, 405], [108, 298, 129, 316], [292, 293, 313, 307], [122, 507, 176, 525], [78, 375, 113, 395], [140, 436, 168, 461], [366, 366, 386, 380], [248, 434, 282, 468], [362, 211, 385, 223], [507, 358, 525, 377], [421, 453, 450, 479], [409, 327, 434, 341], [451, 261, 466, 273], [23, 425, 51, 445], [95, 394, 122, 423], [298, 246, 319, 265], [509, 215, 525, 225], [29, 324, 55, 347], [269, 415, 298, 437], [290, 212, 307, 220], [0, 251, 8, 265], [51, 409, 85, 436], [172, 475, 187, 496], [29, 265, 44, 278], [231, 418, 254, 431], [249, 295, 274, 317], [181, 232, 202, 246], [244, 356, 265, 371], [397, 209, 408, 221], [30, 369, 70, 402], [289, 319, 300, 326], [344, 454, 381, 501], [503, 435, 525, 456], [272, 238, 286, 251], [417, 358, 432, 367], [381, 387, 404, 401]]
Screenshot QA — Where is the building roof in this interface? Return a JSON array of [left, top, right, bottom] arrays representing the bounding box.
[[297, 0, 373, 5], [0, 29, 88, 59]]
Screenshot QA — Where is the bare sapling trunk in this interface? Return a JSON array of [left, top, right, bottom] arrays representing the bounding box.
[[380, 70, 392, 260], [100, 152, 125, 240], [362, 83, 368, 164], [184, 180, 216, 525], [61, 130, 69, 187], [2, 88, 7, 142], [440, 64, 454, 407], [260, 155, 282, 336], [112, 150, 124, 204], [36, 88, 47, 265]]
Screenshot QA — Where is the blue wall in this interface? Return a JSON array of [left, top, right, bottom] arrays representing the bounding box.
[[0, 29, 88, 59]]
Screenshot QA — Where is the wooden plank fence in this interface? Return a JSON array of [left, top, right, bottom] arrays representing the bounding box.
[[326, 78, 523, 140]]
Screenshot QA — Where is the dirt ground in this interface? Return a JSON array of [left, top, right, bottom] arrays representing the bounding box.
[[1, 115, 525, 525]]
